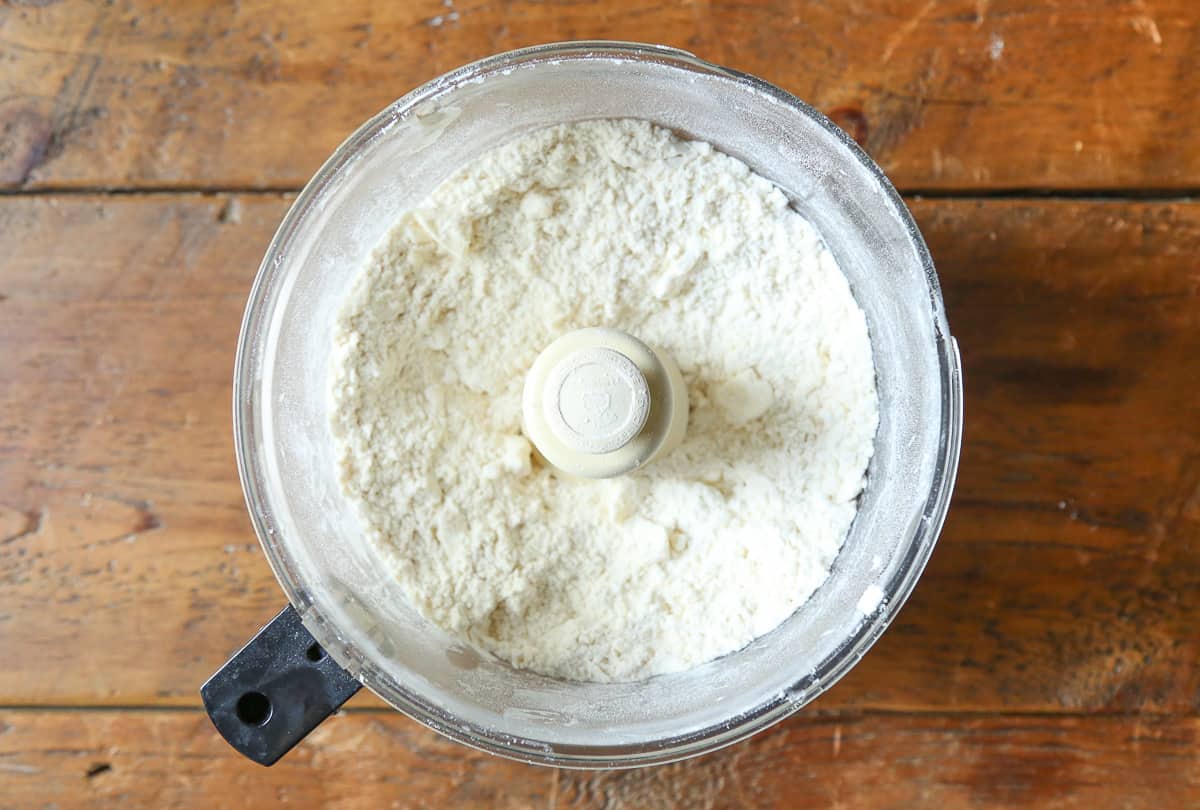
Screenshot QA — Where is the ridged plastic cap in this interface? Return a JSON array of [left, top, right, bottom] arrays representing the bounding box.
[[522, 328, 689, 479]]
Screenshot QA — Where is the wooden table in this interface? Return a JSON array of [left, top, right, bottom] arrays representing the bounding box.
[[2, 0, 1197, 806]]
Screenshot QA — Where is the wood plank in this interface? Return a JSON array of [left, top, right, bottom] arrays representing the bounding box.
[[1, 196, 1199, 712], [853, 198, 1200, 713], [0, 194, 284, 705], [558, 714, 1200, 809], [1, 0, 1198, 191], [0, 709, 555, 810], [0, 710, 1196, 808]]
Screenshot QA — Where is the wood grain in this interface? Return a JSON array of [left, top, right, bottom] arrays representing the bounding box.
[[858, 198, 1200, 714], [3, 0, 1198, 804], [1, 195, 1198, 714], [0, 710, 555, 810], [0, 710, 1196, 809], [2, 0, 1198, 192]]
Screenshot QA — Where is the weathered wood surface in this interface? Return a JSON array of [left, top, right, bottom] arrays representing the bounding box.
[[0, 710, 1196, 809], [1, 0, 1198, 192], [1, 195, 1197, 716], [4, 1, 1200, 800], [0, 710, 555, 810]]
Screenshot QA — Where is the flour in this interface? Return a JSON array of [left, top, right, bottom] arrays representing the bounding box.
[[331, 119, 878, 682]]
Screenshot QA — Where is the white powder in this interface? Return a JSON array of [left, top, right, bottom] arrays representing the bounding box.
[[331, 119, 878, 682]]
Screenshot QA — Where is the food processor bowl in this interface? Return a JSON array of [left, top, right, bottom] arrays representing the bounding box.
[[205, 41, 962, 768]]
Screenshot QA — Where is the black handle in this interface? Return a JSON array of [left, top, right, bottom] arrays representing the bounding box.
[[201, 604, 362, 765]]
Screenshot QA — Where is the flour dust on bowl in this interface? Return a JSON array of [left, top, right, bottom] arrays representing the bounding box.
[[201, 41, 963, 769]]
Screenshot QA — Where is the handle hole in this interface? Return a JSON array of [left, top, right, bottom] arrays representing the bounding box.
[[306, 642, 326, 662], [236, 691, 272, 727]]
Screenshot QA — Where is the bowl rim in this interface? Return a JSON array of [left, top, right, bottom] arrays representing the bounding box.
[[233, 40, 963, 769]]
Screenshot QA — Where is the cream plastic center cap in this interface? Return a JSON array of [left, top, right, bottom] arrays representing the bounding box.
[[523, 327, 689, 479], [544, 347, 650, 455]]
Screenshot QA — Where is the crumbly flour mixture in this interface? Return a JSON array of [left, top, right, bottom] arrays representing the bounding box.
[[331, 119, 878, 682]]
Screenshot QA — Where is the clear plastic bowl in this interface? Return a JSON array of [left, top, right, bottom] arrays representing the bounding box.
[[234, 41, 962, 768]]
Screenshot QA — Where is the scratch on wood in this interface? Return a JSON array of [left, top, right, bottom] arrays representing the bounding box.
[[975, 0, 989, 27], [0, 98, 54, 186], [21, 2, 113, 184], [0, 762, 41, 774], [85, 762, 112, 778], [217, 197, 242, 224], [1, 508, 44, 545], [1131, 16, 1163, 47], [78, 494, 166, 547], [881, 0, 937, 64]]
